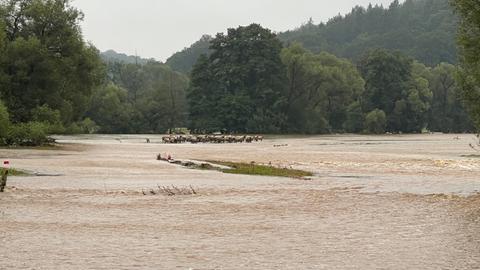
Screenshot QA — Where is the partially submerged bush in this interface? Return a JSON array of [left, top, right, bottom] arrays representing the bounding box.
[[364, 109, 387, 134], [31, 105, 66, 134], [4, 122, 53, 146], [65, 118, 99, 134]]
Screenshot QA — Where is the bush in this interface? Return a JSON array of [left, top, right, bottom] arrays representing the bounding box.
[[5, 122, 52, 146], [65, 118, 99, 134], [31, 105, 66, 134], [0, 101, 10, 142], [364, 109, 387, 134]]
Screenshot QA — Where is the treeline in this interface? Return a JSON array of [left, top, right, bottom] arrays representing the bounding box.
[[0, 0, 103, 145], [0, 0, 189, 145], [167, 0, 458, 74], [187, 24, 473, 134], [89, 61, 188, 134], [101, 50, 155, 65], [0, 0, 477, 146]]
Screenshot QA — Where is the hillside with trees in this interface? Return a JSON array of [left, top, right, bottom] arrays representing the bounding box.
[[453, 0, 480, 131], [167, 0, 458, 74], [0, 0, 104, 145], [91, 60, 188, 134], [101, 50, 155, 65], [0, 0, 189, 145], [166, 35, 213, 74], [280, 0, 457, 66]]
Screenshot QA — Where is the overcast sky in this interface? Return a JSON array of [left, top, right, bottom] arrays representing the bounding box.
[[71, 0, 398, 62]]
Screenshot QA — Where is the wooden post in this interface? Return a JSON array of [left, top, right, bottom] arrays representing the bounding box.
[[0, 169, 8, 192]]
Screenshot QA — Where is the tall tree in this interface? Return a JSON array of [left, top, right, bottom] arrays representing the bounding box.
[[452, 0, 480, 130], [188, 24, 287, 133], [0, 0, 104, 125], [166, 35, 213, 74], [280, 43, 364, 133], [97, 61, 189, 134], [415, 62, 474, 132], [358, 49, 432, 133]]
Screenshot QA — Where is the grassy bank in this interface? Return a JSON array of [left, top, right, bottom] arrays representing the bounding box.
[[207, 161, 313, 179]]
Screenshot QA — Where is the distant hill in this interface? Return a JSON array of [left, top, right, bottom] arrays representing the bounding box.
[[279, 0, 457, 66], [101, 50, 156, 65], [166, 0, 457, 73], [165, 35, 213, 74]]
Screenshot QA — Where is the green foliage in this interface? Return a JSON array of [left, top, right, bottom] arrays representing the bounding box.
[[65, 118, 99, 134], [208, 161, 313, 178], [0, 168, 30, 176], [87, 83, 133, 133], [169, 0, 458, 74], [166, 35, 212, 74], [0, 99, 10, 139], [0, 1, 469, 136], [359, 49, 432, 133], [280, 43, 365, 133], [31, 104, 65, 133], [420, 62, 474, 132], [188, 24, 287, 134], [452, 0, 480, 130], [5, 121, 50, 146], [280, 0, 457, 66], [344, 101, 364, 133], [364, 109, 387, 134], [0, 0, 104, 129], [91, 61, 189, 134]]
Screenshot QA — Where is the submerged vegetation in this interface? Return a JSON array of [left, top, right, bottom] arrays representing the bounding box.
[[0, 168, 29, 176], [212, 161, 314, 179]]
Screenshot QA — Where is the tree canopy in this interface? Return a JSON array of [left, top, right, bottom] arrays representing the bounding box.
[[452, 0, 480, 130], [0, 0, 104, 125], [188, 24, 287, 133], [90, 61, 189, 134], [280, 0, 457, 66], [281, 43, 364, 133]]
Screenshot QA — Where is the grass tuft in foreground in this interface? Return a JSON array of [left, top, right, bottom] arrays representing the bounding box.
[[0, 168, 30, 176], [207, 161, 313, 179]]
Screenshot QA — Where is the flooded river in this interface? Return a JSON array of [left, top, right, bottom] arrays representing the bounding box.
[[1, 134, 479, 269]]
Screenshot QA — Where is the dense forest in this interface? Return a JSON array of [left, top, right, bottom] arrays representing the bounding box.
[[186, 24, 472, 134], [453, 0, 480, 130], [168, 0, 458, 73], [279, 0, 457, 66], [166, 35, 213, 74], [0, 0, 478, 146], [92, 61, 188, 134]]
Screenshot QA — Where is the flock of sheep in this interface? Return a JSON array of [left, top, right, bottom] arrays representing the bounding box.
[[161, 135, 264, 144]]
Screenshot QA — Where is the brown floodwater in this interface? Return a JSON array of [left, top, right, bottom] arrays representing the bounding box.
[[1, 134, 479, 269]]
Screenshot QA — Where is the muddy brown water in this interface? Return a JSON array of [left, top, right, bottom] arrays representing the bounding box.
[[1, 134, 480, 269]]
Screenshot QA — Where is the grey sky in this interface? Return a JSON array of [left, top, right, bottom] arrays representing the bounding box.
[[72, 0, 398, 62]]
